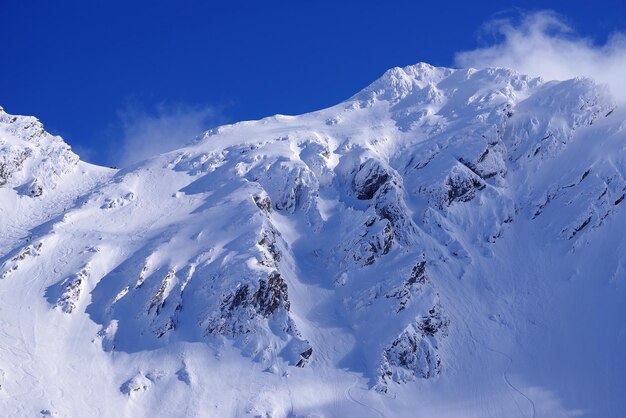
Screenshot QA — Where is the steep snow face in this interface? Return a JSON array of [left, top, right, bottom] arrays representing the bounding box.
[[1, 63, 626, 417]]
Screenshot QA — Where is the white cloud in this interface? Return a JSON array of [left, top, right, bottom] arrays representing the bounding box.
[[113, 102, 225, 167], [455, 10, 626, 102]]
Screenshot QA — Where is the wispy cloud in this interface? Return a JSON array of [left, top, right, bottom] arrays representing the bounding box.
[[455, 10, 626, 102], [111, 102, 226, 167]]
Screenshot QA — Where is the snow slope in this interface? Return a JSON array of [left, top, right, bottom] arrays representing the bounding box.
[[1, 63, 625, 417]]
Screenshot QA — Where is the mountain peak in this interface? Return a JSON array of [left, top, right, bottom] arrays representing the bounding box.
[[1, 63, 625, 417]]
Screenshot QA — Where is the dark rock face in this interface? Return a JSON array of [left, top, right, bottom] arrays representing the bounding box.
[[295, 347, 313, 367], [565, 215, 592, 240], [1, 242, 43, 280], [386, 259, 429, 313], [207, 271, 291, 336], [0, 163, 8, 186], [55, 267, 89, 314], [0, 148, 31, 187], [228, 285, 250, 312], [374, 183, 418, 247], [378, 305, 449, 389], [258, 229, 281, 268], [253, 194, 272, 213], [457, 140, 508, 182], [13, 242, 43, 261], [406, 260, 427, 286], [417, 305, 449, 336], [417, 162, 490, 210], [28, 180, 43, 197], [353, 159, 390, 200], [253, 271, 290, 317], [366, 221, 394, 264], [154, 319, 176, 338], [341, 217, 395, 268], [148, 271, 175, 316], [446, 166, 486, 205]]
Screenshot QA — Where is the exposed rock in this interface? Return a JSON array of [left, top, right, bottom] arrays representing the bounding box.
[[386, 259, 429, 313], [374, 181, 418, 245], [564, 215, 593, 240], [378, 305, 449, 390], [0, 148, 31, 186], [247, 161, 319, 216], [258, 228, 281, 268], [1, 242, 43, 280], [340, 217, 394, 269], [406, 260, 427, 286], [28, 179, 43, 197], [148, 270, 176, 315], [154, 318, 176, 338], [446, 165, 486, 205], [55, 266, 89, 313], [295, 347, 313, 367], [253, 194, 272, 213], [207, 271, 292, 336], [353, 159, 390, 200], [253, 271, 291, 317]]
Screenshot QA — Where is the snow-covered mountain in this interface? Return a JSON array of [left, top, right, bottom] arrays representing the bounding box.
[[1, 63, 625, 417]]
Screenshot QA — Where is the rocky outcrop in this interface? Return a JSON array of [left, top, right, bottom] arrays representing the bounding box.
[[207, 270, 292, 336], [418, 163, 487, 210], [353, 159, 390, 200], [258, 228, 281, 268], [148, 270, 176, 316], [385, 259, 429, 313], [55, 266, 89, 314], [0, 107, 80, 195], [378, 304, 449, 390], [295, 347, 313, 367], [253, 271, 291, 318], [0, 147, 31, 186], [339, 216, 394, 269], [253, 193, 272, 213], [373, 181, 418, 244], [445, 164, 486, 205], [0, 242, 43, 280]]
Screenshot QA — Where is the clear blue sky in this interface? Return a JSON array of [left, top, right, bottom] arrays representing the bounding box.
[[1, 1, 625, 166]]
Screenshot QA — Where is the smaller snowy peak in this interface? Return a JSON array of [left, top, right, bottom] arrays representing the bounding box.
[[352, 62, 454, 104], [0, 107, 80, 196], [0, 107, 114, 257], [350, 63, 541, 108]]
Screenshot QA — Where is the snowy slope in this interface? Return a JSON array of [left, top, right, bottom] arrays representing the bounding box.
[[1, 63, 625, 417]]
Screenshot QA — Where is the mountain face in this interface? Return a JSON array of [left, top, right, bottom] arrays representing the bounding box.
[[1, 63, 626, 417]]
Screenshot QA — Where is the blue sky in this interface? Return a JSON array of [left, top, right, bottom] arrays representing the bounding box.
[[1, 1, 625, 166]]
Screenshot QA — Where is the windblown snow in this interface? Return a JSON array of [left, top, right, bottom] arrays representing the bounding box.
[[1, 63, 625, 417]]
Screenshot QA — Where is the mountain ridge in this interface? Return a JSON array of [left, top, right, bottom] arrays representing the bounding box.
[[1, 63, 625, 417]]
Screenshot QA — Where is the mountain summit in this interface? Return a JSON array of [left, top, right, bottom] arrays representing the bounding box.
[[1, 63, 625, 417]]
